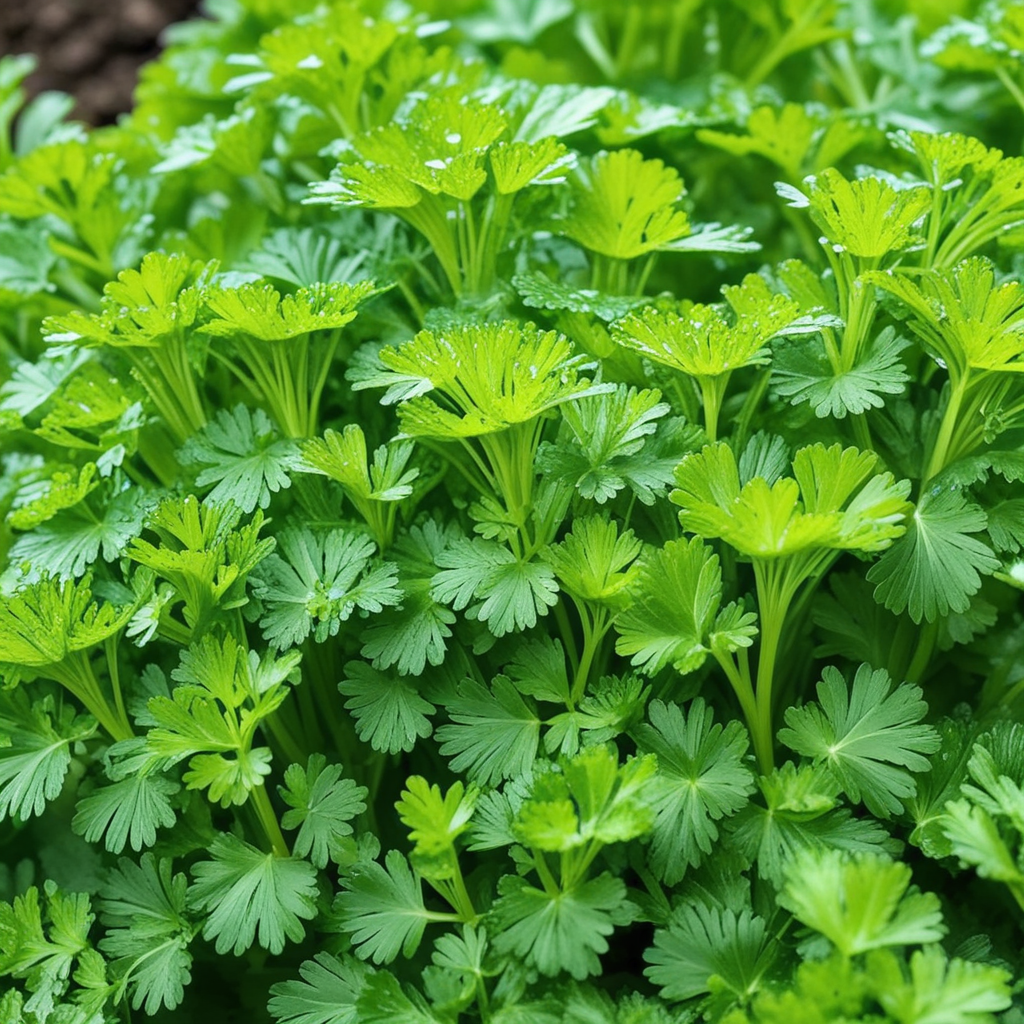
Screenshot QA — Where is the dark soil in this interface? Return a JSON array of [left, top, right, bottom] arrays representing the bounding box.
[[0, 0, 202, 125]]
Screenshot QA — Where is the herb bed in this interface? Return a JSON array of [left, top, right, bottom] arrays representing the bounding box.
[[1, 2, 1024, 1022]]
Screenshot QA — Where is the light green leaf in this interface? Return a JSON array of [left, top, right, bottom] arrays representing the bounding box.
[[633, 699, 754, 883], [867, 487, 999, 623], [335, 850, 429, 964], [280, 754, 368, 869], [778, 664, 940, 818], [614, 537, 757, 675], [778, 849, 945, 957], [338, 662, 435, 755], [490, 873, 635, 980], [188, 833, 318, 956]]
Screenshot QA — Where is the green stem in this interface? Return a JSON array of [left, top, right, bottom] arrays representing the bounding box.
[[103, 637, 131, 742], [532, 849, 560, 896], [750, 561, 803, 774], [571, 607, 609, 705], [851, 412, 872, 451], [262, 708, 308, 766], [251, 782, 290, 857], [713, 648, 760, 749], [923, 375, 967, 484], [698, 375, 727, 443], [905, 621, 938, 684], [996, 65, 1024, 117], [554, 599, 581, 673], [55, 655, 135, 742], [734, 369, 771, 450]]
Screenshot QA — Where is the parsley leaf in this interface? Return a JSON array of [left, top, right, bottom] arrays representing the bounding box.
[[436, 677, 541, 786], [72, 767, 179, 854], [645, 904, 775, 1003], [0, 693, 95, 823], [866, 486, 1000, 623], [778, 664, 940, 818], [338, 662, 435, 755], [268, 953, 371, 1024], [772, 326, 910, 419], [431, 538, 559, 637], [334, 849, 429, 964], [563, 149, 690, 260], [633, 699, 755, 883], [252, 527, 401, 649], [280, 754, 368, 869], [98, 854, 194, 1014], [188, 833, 318, 955], [490, 873, 635, 980], [614, 537, 757, 676], [778, 849, 945, 956], [179, 405, 301, 514]]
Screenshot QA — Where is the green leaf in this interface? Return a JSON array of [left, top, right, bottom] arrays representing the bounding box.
[[356, 971, 444, 1024], [778, 849, 945, 957], [698, 103, 822, 179], [865, 257, 1024, 380], [370, 321, 610, 438], [563, 150, 690, 259], [269, 953, 371, 1024], [513, 271, 648, 322], [280, 754, 368, 869], [941, 800, 1024, 887], [504, 636, 571, 705], [614, 275, 798, 379], [98, 854, 194, 1014], [870, 946, 1012, 1024], [536, 386, 681, 506], [866, 486, 999, 623], [431, 538, 559, 637], [72, 769, 179, 854], [188, 833, 318, 956], [490, 873, 635, 980], [147, 635, 297, 807], [0, 573, 134, 674], [614, 537, 757, 675], [772, 326, 910, 418], [301, 424, 417, 506], [436, 677, 541, 787], [334, 850, 429, 964], [490, 137, 574, 195], [202, 280, 374, 342], [514, 745, 657, 851], [338, 662, 435, 755], [778, 664, 940, 818], [359, 522, 458, 676], [179, 405, 301, 514], [0, 882, 93, 1020], [785, 169, 931, 258], [633, 699, 754, 883], [460, 2, 573, 45], [672, 441, 911, 559], [253, 527, 401, 649], [729, 763, 897, 884], [0, 694, 96, 822], [644, 904, 775, 1003], [45, 252, 214, 353], [543, 516, 641, 608], [9, 485, 154, 580], [316, 89, 507, 207], [396, 777, 477, 879]]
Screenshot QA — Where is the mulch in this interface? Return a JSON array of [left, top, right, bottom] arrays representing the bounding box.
[[0, 0, 202, 125]]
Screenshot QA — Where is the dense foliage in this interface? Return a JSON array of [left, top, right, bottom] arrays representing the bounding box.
[[2, 0, 1024, 1021]]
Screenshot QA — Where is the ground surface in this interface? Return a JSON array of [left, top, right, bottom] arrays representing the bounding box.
[[0, 0, 201, 124]]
